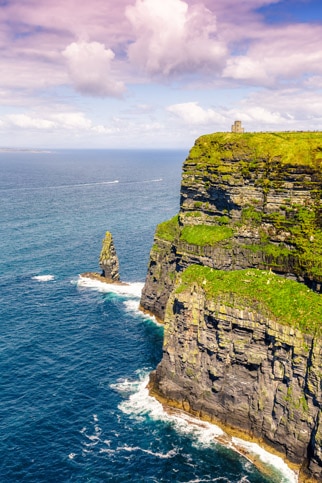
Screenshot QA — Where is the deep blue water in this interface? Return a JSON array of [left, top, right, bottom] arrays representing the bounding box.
[[0, 150, 295, 482]]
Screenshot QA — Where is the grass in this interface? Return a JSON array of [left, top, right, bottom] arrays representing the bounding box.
[[155, 215, 180, 242], [180, 225, 233, 246], [155, 215, 234, 247], [188, 132, 322, 168], [177, 266, 322, 336]]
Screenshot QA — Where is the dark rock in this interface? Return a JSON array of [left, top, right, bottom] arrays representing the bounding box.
[[141, 131, 322, 481]]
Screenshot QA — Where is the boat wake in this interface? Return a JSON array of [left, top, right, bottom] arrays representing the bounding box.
[[32, 274, 55, 282]]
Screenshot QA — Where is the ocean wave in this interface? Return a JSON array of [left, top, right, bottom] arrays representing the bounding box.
[[118, 374, 298, 483], [110, 377, 141, 395], [231, 438, 298, 483], [76, 279, 161, 326], [32, 274, 55, 282], [123, 299, 162, 326], [77, 276, 144, 298]]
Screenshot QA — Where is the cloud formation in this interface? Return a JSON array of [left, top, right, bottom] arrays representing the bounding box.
[[223, 24, 322, 85], [62, 41, 125, 97], [126, 0, 227, 76], [1, 0, 322, 147], [167, 102, 225, 124]]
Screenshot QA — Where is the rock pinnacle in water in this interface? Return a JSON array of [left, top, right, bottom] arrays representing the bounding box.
[[99, 231, 120, 282]]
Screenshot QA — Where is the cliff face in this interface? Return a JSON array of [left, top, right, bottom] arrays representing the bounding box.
[[140, 132, 322, 480]]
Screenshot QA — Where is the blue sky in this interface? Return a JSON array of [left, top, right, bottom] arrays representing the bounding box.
[[0, 0, 322, 149], [258, 0, 322, 24]]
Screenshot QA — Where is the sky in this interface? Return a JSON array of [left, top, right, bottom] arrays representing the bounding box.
[[0, 0, 322, 149]]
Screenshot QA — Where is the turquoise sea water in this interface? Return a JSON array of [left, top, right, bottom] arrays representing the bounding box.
[[0, 150, 296, 482]]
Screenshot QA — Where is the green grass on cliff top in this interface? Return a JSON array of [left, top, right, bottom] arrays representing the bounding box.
[[188, 131, 322, 167], [178, 265, 322, 335], [155, 215, 179, 242]]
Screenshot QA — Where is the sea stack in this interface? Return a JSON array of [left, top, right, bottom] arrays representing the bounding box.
[[99, 231, 120, 282]]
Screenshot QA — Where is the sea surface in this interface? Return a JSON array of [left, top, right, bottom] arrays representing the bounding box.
[[0, 150, 297, 482]]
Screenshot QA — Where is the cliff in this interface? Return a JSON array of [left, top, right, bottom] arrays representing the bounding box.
[[140, 131, 322, 481]]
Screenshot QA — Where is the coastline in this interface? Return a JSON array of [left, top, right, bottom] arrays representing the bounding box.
[[148, 381, 301, 483], [79, 272, 129, 286], [78, 273, 304, 482]]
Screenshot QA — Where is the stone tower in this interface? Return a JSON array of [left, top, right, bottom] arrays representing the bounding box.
[[231, 120, 244, 133]]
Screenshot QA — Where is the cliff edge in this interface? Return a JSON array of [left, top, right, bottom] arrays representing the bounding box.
[[140, 131, 322, 481]]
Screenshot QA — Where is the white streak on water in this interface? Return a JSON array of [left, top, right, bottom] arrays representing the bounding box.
[[32, 274, 55, 281], [1, 180, 119, 192], [1, 177, 164, 193]]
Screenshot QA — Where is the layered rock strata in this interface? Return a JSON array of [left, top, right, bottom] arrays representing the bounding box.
[[99, 231, 120, 282], [140, 132, 322, 481]]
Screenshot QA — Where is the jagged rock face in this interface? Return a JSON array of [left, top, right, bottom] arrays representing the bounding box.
[[149, 283, 322, 480], [140, 132, 322, 320], [141, 132, 322, 481], [99, 231, 120, 282]]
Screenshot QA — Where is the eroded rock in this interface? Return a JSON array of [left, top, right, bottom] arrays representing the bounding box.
[[99, 231, 120, 282]]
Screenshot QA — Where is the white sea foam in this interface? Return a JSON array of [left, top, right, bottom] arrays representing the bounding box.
[[32, 274, 55, 282], [110, 377, 140, 395], [118, 376, 224, 441], [77, 276, 144, 298], [117, 444, 177, 459], [232, 438, 298, 483], [80, 414, 102, 455], [117, 374, 298, 483]]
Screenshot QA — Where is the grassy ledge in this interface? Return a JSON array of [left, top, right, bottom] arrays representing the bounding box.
[[155, 215, 180, 242], [177, 266, 322, 336], [155, 215, 233, 247], [188, 132, 322, 167], [180, 225, 233, 246]]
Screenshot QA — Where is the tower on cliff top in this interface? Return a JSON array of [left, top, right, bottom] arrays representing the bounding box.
[[231, 120, 244, 133]]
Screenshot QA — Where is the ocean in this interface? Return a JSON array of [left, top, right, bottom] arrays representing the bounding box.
[[0, 149, 297, 482]]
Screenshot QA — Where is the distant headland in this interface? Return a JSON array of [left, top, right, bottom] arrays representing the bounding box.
[[0, 148, 51, 153]]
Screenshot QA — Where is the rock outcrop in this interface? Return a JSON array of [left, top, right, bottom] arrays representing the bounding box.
[[140, 131, 322, 481], [99, 231, 120, 282]]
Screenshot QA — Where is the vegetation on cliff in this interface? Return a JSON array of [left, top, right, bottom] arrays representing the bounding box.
[[141, 130, 322, 482], [157, 132, 322, 282], [189, 131, 322, 167], [177, 266, 322, 336]]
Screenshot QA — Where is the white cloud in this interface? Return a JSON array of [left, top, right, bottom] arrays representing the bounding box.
[[232, 106, 286, 125], [167, 102, 225, 125], [51, 112, 93, 130], [62, 41, 125, 97], [7, 114, 56, 129], [223, 24, 322, 86], [125, 0, 227, 77], [223, 57, 270, 84], [4, 111, 104, 133]]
